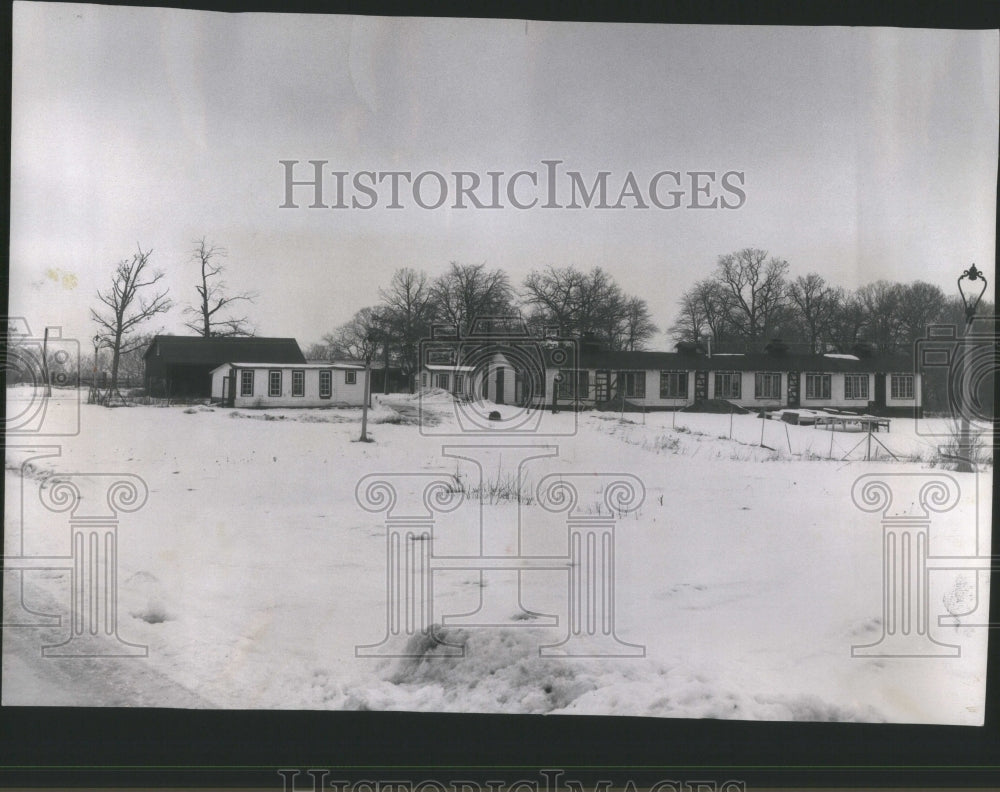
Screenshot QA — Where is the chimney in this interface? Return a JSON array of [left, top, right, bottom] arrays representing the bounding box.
[[850, 341, 873, 359], [764, 337, 789, 356]]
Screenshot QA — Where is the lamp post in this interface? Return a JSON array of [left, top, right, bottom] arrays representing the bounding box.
[[92, 334, 101, 403], [360, 318, 381, 443], [956, 264, 988, 473]]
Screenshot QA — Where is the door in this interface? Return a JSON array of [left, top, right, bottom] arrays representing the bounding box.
[[694, 370, 708, 400], [227, 367, 237, 407], [786, 371, 800, 408], [874, 373, 886, 409], [595, 370, 609, 402], [495, 367, 505, 404]]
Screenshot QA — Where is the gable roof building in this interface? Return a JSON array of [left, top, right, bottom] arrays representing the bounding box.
[[143, 335, 306, 397]]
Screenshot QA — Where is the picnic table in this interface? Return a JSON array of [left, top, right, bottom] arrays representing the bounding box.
[[813, 412, 891, 433]]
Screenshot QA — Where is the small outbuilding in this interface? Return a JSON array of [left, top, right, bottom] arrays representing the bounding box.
[[210, 362, 366, 407]]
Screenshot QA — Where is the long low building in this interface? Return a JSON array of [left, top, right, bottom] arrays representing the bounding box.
[[542, 349, 920, 414], [417, 345, 919, 414], [210, 362, 366, 407]]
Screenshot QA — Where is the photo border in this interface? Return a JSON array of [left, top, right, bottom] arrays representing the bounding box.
[[2, 0, 997, 790]]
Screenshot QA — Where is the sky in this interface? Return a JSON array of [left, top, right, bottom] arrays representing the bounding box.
[[8, 3, 999, 350]]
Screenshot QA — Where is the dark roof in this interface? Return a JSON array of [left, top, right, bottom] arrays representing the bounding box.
[[579, 350, 915, 373], [143, 335, 306, 364]]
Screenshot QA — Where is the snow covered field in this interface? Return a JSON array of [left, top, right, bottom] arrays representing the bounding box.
[[3, 387, 992, 722]]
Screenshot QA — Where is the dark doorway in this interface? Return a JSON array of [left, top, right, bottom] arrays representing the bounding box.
[[495, 367, 505, 405], [874, 373, 886, 409]]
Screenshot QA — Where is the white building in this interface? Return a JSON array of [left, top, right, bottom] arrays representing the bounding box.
[[549, 349, 921, 414], [210, 362, 366, 407], [419, 364, 480, 400]]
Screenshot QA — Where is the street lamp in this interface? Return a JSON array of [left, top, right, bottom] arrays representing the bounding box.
[[958, 264, 987, 321], [92, 334, 101, 400], [956, 264, 988, 472]]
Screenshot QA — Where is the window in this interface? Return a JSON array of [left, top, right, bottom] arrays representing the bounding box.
[[435, 372, 450, 391], [594, 371, 609, 402], [845, 374, 869, 400], [240, 370, 254, 396], [268, 370, 282, 397], [291, 369, 305, 396], [714, 371, 741, 399], [805, 373, 831, 400], [891, 374, 914, 399], [559, 369, 589, 399], [659, 371, 688, 399], [619, 371, 646, 399], [319, 370, 332, 398], [455, 373, 465, 394], [345, 370, 357, 385], [754, 372, 781, 399]]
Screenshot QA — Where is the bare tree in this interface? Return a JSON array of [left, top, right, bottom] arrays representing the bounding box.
[[616, 296, 659, 351], [669, 288, 707, 345], [183, 238, 257, 337], [521, 265, 655, 351], [379, 267, 435, 392], [303, 335, 349, 362], [855, 280, 905, 353], [431, 262, 514, 336], [334, 307, 387, 441], [91, 246, 173, 398], [574, 267, 623, 343], [716, 248, 789, 350], [827, 291, 868, 352], [938, 294, 995, 331], [522, 265, 589, 331], [896, 281, 946, 350], [787, 274, 843, 353], [116, 331, 154, 387], [692, 278, 736, 349]]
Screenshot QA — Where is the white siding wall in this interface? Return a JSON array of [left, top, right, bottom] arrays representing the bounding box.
[[420, 367, 481, 399], [210, 367, 229, 400], [218, 366, 365, 407], [332, 368, 367, 405], [539, 367, 905, 410]]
